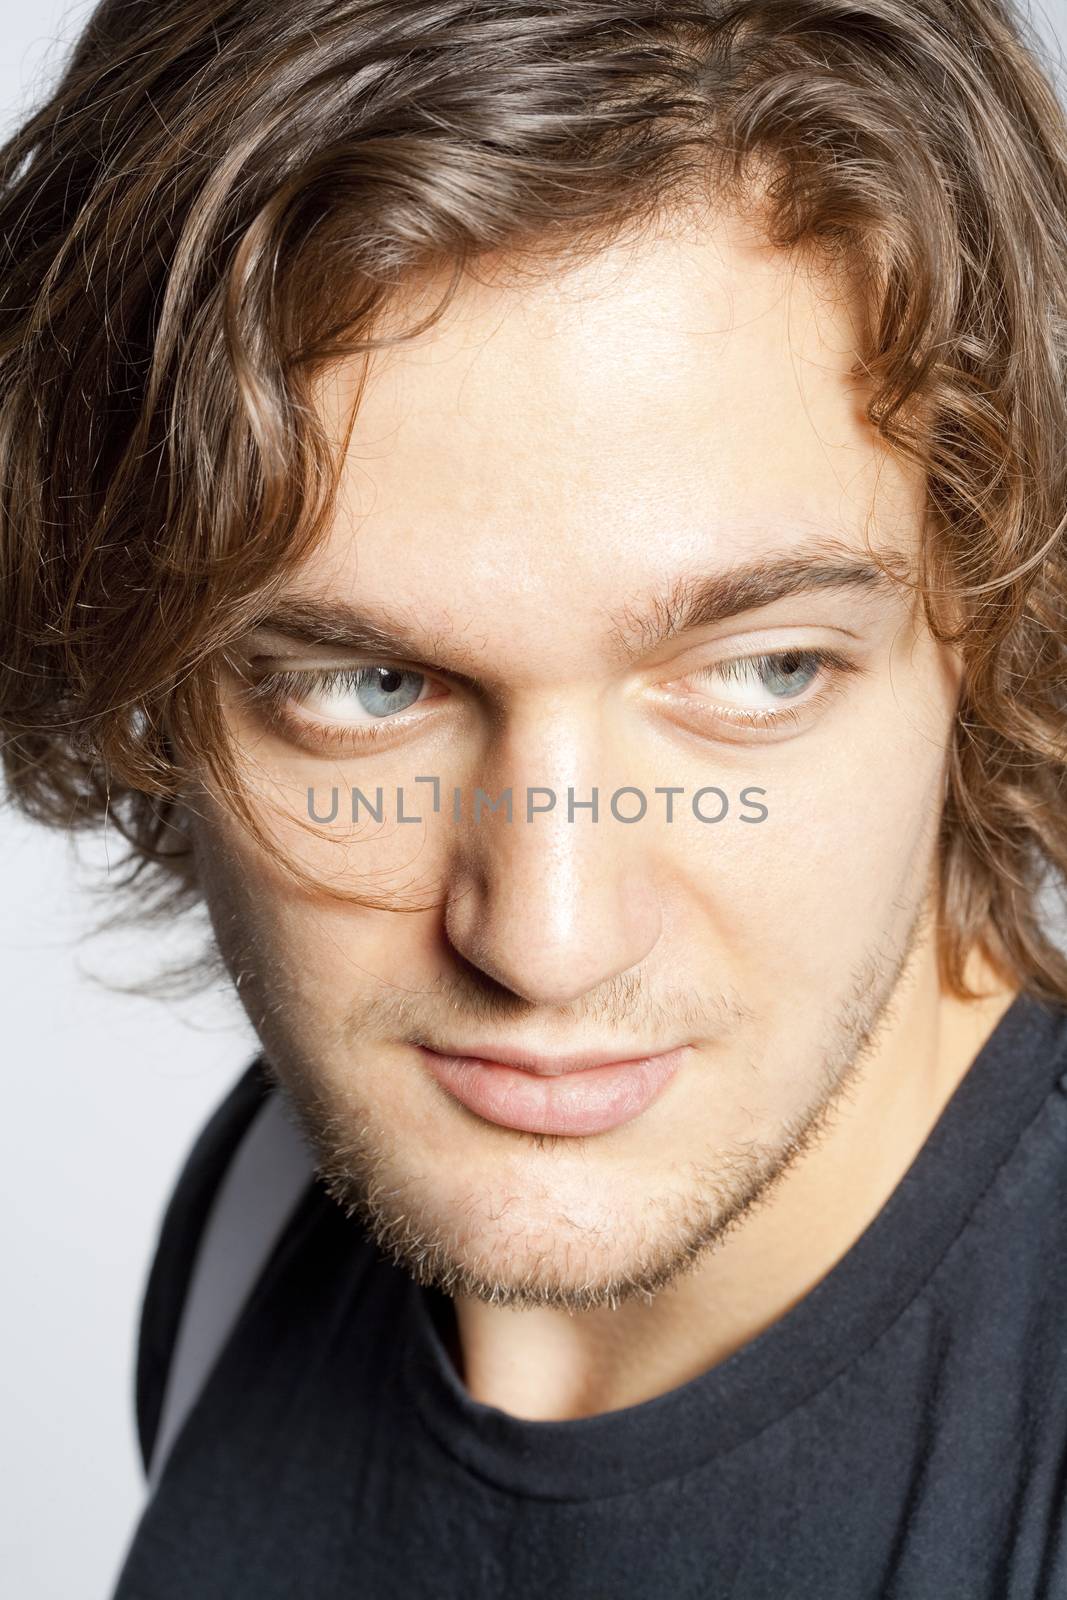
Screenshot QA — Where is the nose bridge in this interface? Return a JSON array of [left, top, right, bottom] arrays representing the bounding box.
[[443, 713, 663, 1005]]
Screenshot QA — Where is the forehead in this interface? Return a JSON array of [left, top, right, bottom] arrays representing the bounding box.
[[299, 211, 923, 665]]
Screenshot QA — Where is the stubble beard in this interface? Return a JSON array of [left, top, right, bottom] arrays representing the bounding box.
[[254, 897, 931, 1316]]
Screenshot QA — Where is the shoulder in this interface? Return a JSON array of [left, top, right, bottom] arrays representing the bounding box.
[[134, 1058, 273, 1476]]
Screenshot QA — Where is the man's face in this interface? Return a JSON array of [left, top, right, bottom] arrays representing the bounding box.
[[187, 209, 962, 1311]]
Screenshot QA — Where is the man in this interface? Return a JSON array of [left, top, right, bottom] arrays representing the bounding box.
[[2, 0, 1066, 1595]]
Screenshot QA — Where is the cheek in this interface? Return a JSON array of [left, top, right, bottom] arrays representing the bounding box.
[[671, 701, 951, 993], [189, 804, 339, 1022]]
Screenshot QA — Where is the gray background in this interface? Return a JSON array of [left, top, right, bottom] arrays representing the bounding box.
[[2, 3, 1066, 1597]]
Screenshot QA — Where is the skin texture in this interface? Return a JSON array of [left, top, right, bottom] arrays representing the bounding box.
[[184, 207, 1018, 1422]]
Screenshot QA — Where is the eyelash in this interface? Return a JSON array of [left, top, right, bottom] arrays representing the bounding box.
[[680, 646, 861, 731], [241, 645, 860, 751], [243, 664, 437, 748]]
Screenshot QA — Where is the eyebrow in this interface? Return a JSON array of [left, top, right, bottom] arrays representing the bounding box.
[[604, 549, 909, 662], [239, 544, 911, 676]]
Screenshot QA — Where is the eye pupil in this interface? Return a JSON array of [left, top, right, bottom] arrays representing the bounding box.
[[761, 650, 819, 702], [353, 665, 424, 719]]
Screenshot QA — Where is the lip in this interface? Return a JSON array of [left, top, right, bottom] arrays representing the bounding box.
[[421, 1042, 684, 1076], [417, 1044, 688, 1136]]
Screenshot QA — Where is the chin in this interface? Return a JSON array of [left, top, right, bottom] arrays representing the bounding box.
[[317, 1136, 729, 1312], [282, 1044, 774, 1306]]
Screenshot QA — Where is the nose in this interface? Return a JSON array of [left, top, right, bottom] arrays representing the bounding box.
[[442, 736, 663, 1006]]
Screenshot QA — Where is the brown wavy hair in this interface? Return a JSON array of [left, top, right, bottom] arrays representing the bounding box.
[[1, 0, 1066, 1001]]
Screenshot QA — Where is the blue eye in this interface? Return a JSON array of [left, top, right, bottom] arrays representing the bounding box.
[[702, 649, 824, 706], [343, 666, 425, 718], [246, 662, 430, 728], [750, 651, 820, 699]]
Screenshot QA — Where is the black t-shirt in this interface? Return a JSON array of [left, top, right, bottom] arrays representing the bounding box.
[[112, 990, 1067, 1599]]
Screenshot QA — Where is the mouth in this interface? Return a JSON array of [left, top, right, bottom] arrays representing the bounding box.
[[415, 1044, 689, 1136]]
